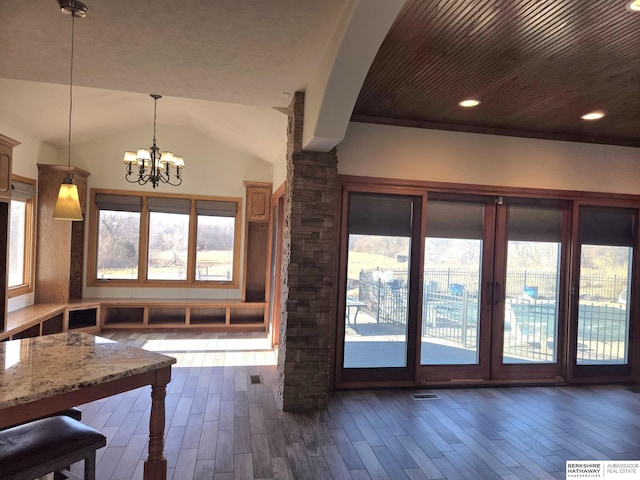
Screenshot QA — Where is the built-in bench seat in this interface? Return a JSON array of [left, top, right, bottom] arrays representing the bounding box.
[[2, 303, 66, 341], [99, 298, 267, 331], [2, 300, 101, 342], [3, 298, 267, 340]]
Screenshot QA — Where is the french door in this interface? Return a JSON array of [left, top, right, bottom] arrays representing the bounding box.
[[419, 194, 569, 383], [337, 190, 422, 383], [337, 189, 571, 386]]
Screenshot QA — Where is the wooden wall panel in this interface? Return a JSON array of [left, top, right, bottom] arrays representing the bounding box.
[[0, 134, 18, 332], [35, 164, 89, 304]]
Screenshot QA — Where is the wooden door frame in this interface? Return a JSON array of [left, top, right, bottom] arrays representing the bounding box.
[[415, 194, 496, 383], [489, 198, 572, 382], [267, 182, 286, 349], [335, 184, 425, 387], [334, 175, 640, 389], [567, 201, 638, 383]]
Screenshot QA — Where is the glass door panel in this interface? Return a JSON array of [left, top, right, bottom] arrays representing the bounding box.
[[422, 200, 484, 365], [577, 245, 631, 365], [502, 204, 563, 365], [573, 206, 635, 374], [342, 193, 414, 370], [344, 234, 411, 368]]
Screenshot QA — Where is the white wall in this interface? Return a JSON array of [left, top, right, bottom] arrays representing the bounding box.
[[2, 121, 273, 306], [1, 122, 58, 312], [339, 122, 640, 194], [0, 121, 57, 180], [271, 144, 287, 191]]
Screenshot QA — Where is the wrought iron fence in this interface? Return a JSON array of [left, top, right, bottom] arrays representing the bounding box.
[[356, 269, 628, 363], [422, 268, 627, 302]]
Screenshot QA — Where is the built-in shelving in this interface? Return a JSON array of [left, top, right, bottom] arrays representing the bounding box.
[[1, 301, 100, 341], [100, 299, 267, 332]]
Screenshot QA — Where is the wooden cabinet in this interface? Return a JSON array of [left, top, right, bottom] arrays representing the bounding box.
[[0, 134, 15, 201], [246, 184, 271, 221], [0, 134, 19, 333], [243, 182, 272, 302], [35, 164, 90, 304]]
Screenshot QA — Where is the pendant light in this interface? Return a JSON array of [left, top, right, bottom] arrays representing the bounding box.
[[53, 0, 87, 221]]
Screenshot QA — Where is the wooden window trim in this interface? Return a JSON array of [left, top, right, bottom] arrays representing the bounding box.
[[8, 175, 36, 298], [87, 188, 242, 288]]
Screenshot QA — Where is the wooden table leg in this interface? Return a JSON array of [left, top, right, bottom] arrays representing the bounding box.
[[144, 382, 169, 480]]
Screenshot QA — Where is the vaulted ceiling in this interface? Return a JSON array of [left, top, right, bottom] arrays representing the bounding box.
[[1, 0, 639, 163], [354, 0, 640, 147]]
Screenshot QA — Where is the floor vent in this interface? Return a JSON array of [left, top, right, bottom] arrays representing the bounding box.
[[411, 392, 440, 400], [249, 375, 262, 385]]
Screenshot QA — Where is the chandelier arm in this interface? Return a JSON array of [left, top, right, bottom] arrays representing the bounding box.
[[165, 177, 183, 187]]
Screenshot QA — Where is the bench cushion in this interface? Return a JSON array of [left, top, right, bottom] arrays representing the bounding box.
[[0, 415, 106, 478]]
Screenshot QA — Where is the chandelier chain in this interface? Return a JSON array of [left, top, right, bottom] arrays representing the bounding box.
[[153, 96, 157, 146]]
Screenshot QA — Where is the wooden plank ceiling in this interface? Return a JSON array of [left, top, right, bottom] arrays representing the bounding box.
[[353, 0, 640, 146]]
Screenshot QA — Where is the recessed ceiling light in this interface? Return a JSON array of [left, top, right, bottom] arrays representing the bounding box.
[[459, 99, 480, 108], [581, 111, 605, 121], [627, 0, 640, 12]]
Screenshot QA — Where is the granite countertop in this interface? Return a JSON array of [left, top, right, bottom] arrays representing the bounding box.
[[0, 332, 176, 409]]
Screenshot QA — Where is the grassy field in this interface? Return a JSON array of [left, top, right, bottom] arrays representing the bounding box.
[[98, 249, 233, 280], [346, 251, 408, 281]]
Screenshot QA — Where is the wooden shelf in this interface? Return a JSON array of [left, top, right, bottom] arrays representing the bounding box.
[[3, 298, 265, 340], [100, 299, 267, 332], [2, 301, 100, 341], [189, 307, 226, 326]]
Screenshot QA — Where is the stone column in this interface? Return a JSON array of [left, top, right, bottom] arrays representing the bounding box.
[[276, 92, 338, 411]]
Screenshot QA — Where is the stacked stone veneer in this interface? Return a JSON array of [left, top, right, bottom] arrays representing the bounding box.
[[277, 92, 338, 411]]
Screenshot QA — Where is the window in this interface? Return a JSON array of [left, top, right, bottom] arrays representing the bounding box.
[[8, 176, 36, 296], [343, 192, 417, 370], [89, 190, 241, 287], [576, 206, 635, 366], [195, 200, 237, 282], [95, 194, 141, 280], [147, 197, 190, 280]]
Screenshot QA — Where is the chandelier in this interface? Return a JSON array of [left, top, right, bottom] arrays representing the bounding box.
[[123, 94, 184, 188]]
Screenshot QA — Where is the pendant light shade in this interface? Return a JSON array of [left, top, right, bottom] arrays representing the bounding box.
[[54, 0, 85, 221], [53, 178, 83, 220]]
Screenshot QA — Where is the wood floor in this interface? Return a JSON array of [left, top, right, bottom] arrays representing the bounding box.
[[73, 332, 640, 480]]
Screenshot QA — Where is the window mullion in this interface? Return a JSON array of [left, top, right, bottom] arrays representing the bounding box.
[[22, 199, 33, 287], [186, 199, 197, 284], [140, 195, 150, 282]]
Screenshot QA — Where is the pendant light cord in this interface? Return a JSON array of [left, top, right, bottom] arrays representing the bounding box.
[[67, 12, 75, 174]]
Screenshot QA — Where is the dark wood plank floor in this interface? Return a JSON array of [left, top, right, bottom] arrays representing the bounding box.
[[73, 332, 640, 480]]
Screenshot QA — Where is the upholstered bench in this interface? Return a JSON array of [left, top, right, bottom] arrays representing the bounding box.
[[0, 415, 106, 480]]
